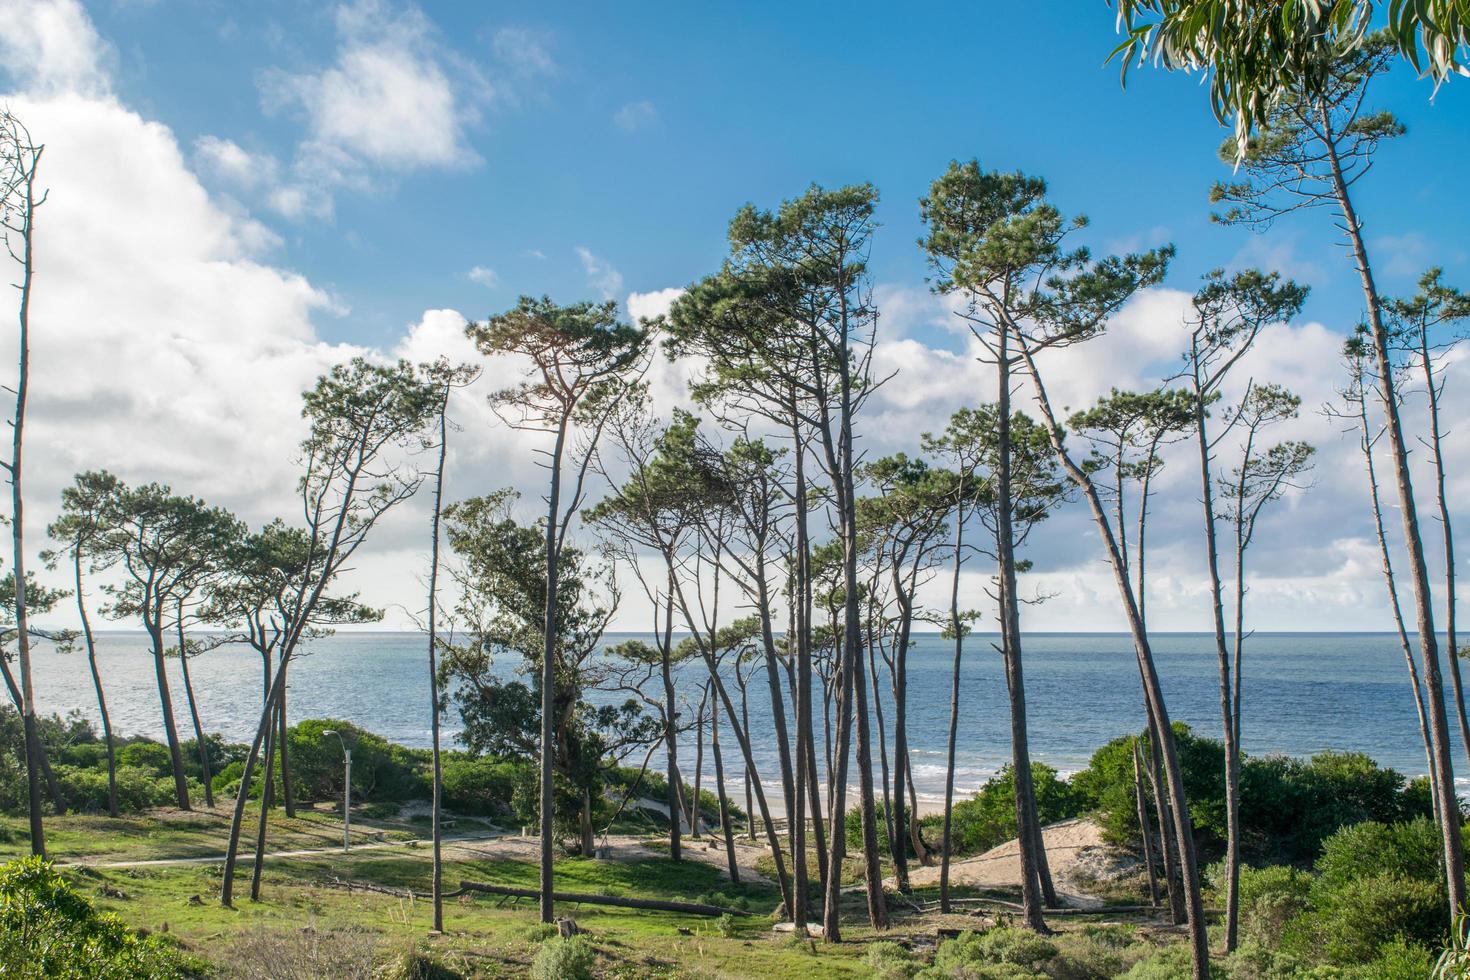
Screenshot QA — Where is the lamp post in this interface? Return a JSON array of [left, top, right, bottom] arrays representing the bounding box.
[[321, 730, 351, 852]]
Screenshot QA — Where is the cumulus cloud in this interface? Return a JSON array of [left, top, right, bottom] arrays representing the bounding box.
[[0, 0, 111, 97], [467, 265, 499, 288], [261, 0, 482, 171]]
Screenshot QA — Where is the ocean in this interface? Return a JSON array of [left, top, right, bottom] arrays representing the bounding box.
[[25, 631, 1465, 802]]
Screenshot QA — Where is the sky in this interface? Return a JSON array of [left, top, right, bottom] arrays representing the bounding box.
[[2, 0, 1470, 633]]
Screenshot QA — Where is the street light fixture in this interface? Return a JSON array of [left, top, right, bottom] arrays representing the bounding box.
[[321, 730, 351, 852]]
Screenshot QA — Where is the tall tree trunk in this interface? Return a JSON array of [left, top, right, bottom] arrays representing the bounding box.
[[868, 634, 898, 885], [7, 140, 45, 857], [222, 656, 282, 907], [277, 670, 295, 818], [822, 626, 854, 940], [659, 584, 683, 860], [693, 684, 707, 838], [1323, 111, 1465, 912], [579, 786, 595, 859], [791, 438, 814, 927], [850, 630, 888, 929], [1355, 379, 1442, 807], [889, 581, 914, 893], [1421, 329, 1470, 761], [711, 694, 740, 883], [426, 387, 449, 932], [1146, 711, 1185, 925], [250, 702, 277, 902], [1018, 338, 1209, 978], [538, 418, 569, 924], [175, 615, 213, 809], [74, 554, 117, 817], [997, 344, 1052, 927], [1133, 741, 1160, 906], [738, 671, 757, 842], [940, 503, 965, 914], [150, 622, 191, 810], [1190, 371, 1242, 952]]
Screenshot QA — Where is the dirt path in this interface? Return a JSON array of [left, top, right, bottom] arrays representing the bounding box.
[[897, 818, 1123, 910]]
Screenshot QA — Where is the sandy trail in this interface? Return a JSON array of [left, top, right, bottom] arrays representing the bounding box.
[[897, 818, 1118, 910]]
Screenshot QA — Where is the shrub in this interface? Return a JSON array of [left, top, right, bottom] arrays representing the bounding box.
[[55, 765, 178, 814], [1048, 925, 1152, 979], [1119, 945, 1226, 979], [918, 764, 1083, 857], [529, 935, 594, 980], [116, 740, 173, 777], [1230, 864, 1311, 952], [440, 755, 524, 819], [917, 928, 1056, 978], [866, 940, 918, 980], [1309, 871, 1444, 964], [284, 719, 427, 804], [0, 857, 192, 978]]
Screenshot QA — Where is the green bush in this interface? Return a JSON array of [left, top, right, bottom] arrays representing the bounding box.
[[115, 740, 173, 776], [529, 934, 594, 980], [915, 763, 1083, 857], [1309, 871, 1444, 964], [440, 755, 523, 818], [284, 719, 427, 804], [916, 928, 1056, 978], [0, 857, 193, 978], [1229, 864, 1311, 953], [1118, 945, 1227, 979], [865, 940, 918, 980], [55, 765, 178, 814]]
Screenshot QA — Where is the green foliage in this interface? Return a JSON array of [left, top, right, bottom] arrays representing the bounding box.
[[1229, 864, 1312, 953], [918, 763, 1083, 857], [529, 934, 595, 980], [916, 928, 1057, 979], [1119, 944, 1227, 979], [115, 740, 172, 776], [284, 719, 427, 805], [866, 940, 918, 980], [1074, 724, 1430, 867], [440, 754, 525, 819], [54, 766, 176, 813], [0, 857, 193, 978]]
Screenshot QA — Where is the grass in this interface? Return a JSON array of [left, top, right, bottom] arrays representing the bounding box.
[[2, 808, 1187, 977]]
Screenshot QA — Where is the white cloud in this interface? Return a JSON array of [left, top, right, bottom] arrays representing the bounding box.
[[0, 0, 111, 97], [261, 1, 479, 170], [613, 100, 657, 132], [193, 135, 277, 190], [467, 265, 498, 288], [576, 246, 623, 299], [627, 287, 682, 323]]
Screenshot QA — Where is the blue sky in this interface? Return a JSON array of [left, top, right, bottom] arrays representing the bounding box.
[[5, 0, 1470, 631], [84, 0, 1470, 349]]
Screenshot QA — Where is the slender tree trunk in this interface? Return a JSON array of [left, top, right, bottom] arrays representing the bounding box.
[[868, 634, 898, 885], [1324, 109, 1464, 912], [426, 388, 449, 932], [1146, 710, 1185, 925], [579, 786, 595, 858], [277, 671, 295, 818], [693, 684, 707, 838], [659, 585, 683, 858], [1018, 338, 1208, 977], [150, 622, 192, 810], [711, 694, 740, 883], [754, 568, 797, 838], [1190, 372, 1242, 952], [889, 582, 914, 892], [538, 418, 569, 924], [250, 701, 277, 902], [997, 345, 1051, 927], [175, 616, 213, 809], [1422, 332, 1470, 762], [1133, 741, 1160, 906], [738, 671, 757, 842], [822, 627, 854, 940], [1356, 384, 1441, 807], [941, 505, 965, 915], [850, 629, 888, 929], [75, 553, 117, 817], [7, 143, 45, 857], [223, 650, 279, 906]]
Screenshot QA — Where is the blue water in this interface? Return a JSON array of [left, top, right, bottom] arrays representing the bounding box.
[[25, 631, 1463, 801]]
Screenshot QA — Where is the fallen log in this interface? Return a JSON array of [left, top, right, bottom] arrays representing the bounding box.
[[457, 881, 752, 917]]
